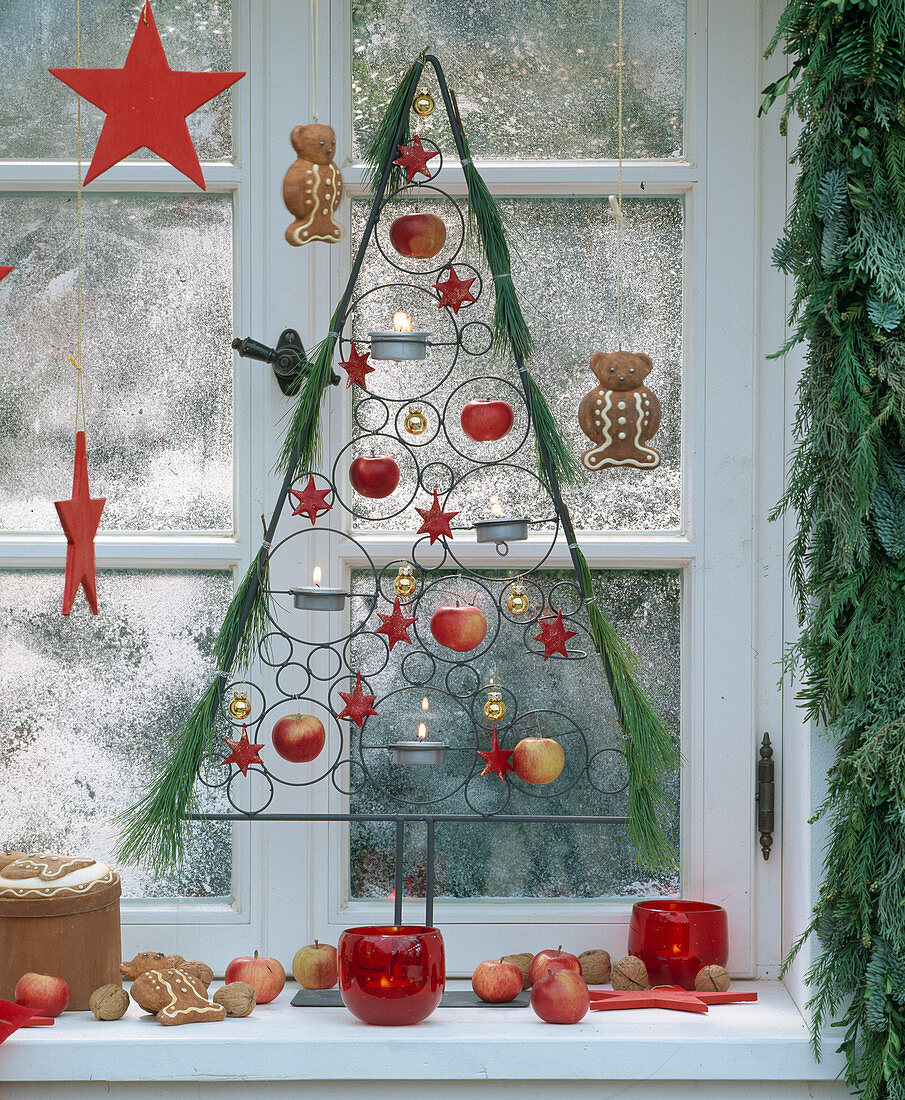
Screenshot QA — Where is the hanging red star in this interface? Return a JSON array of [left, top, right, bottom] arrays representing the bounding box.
[[393, 134, 439, 183], [337, 671, 380, 729], [290, 476, 333, 524], [432, 265, 477, 314], [49, 3, 244, 190], [339, 342, 375, 389], [54, 430, 106, 616], [588, 986, 758, 1014], [0, 266, 14, 283], [375, 598, 417, 651], [415, 489, 459, 544], [221, 725, 265, 778], [533, 610, 578, 660], [477, 726, 514, 782]]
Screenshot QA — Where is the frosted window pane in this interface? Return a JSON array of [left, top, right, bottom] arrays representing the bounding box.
[[349, 195, 681, 532], [0, 192, 233, 532], [349, 568, 680, 900], [0, 569, 232, 899], [352, 0, 685, 160], [0, 0, 234, 161]]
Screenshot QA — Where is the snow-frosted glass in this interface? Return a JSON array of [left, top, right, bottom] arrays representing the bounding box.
[[349, 195, 682, 533], [349, 568, 680, 900], [0, 191, 233, 532], [0, 569, 232, 899], [0, 0, 234, 161], [352, 0, 685, 160]]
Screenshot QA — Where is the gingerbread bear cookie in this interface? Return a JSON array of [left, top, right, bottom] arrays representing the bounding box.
[[130, 968, 226, 1026], [577, 350, 661, 471], [282, 123, 344, 246]]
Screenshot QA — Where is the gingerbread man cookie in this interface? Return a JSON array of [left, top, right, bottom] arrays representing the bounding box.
[[121, 952, 185, 980], [577, 351, 661, 471], [130, 968, 226, 1026], [282, 123, 344, 246]]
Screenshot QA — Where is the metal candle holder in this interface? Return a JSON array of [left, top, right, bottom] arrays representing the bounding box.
[[473, 517, 529, 555], [391, 738, 447, 765], [291, 586, 348, 611], [368, 330, 431, 360]]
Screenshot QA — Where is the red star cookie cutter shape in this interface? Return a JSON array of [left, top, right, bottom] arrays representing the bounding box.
[[340, 342, 375, 389], [0, 266, 14, 284], [337, 671, 380, 729], [50, 2, 244, 190], [588, 986, 758, 1014], [221, 725, 265, 778], [533, 610, 578, 659], [432, 266, 477, 314], [54, 430, 106, 616], [375, 598, 417, 651], [477, 726, 514, 782], [290, 476, 333, 524], [393, 134, 439, 183], [415, 488, 459, 544]]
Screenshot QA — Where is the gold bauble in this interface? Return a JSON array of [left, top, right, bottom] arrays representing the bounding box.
[[229, 691, 252, 720], [404, 405, 428, 435], [506, 585, 530, 616], [483, 691, 506, 722], [393, 564, 418, 597], [412, 89, 436, 118]]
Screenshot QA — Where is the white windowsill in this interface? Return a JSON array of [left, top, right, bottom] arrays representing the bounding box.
[[0, 980, 846, 1085]]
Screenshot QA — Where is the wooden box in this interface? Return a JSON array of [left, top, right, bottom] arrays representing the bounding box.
[[0, 874, 122, 1011]]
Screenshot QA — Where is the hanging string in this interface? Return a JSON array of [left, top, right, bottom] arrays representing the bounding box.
[[72, 0, 87, 436], [310, 0, 318, 122], [615, 0, 624, 351]]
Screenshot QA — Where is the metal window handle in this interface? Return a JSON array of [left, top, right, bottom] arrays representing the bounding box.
[[755, 733, 775, 860]]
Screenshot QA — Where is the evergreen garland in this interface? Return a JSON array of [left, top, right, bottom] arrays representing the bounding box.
[[763, 2, 905, 1095]]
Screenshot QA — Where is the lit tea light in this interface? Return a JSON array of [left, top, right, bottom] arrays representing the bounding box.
[[369, 311, 430, 361], [291, 565, 347, 611], [473, 495, 529, 555], [392, 697, 447, 764]]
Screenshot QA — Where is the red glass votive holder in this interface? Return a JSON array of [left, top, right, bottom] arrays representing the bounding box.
[[628, 900, 729, 990], [338, 925, 445, 1025]]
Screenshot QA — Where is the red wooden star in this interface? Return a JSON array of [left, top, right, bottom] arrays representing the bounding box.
[[375, 598, 417, 651], [50, 3, 244, 190], [533, 610, 578, 659], [290, 476, 333, 524], [0, 266, 14, 283], [588, 986, 758, 1014], [432, 266, 477, 314], [54, 430, 106, 616], [221, 725, 265, 777], [337, 671, 380, 729], [477, 726, 514, 782], [393, 134, 439, 183], [415, 489, 459, 544], [340, 342, 375, 389]]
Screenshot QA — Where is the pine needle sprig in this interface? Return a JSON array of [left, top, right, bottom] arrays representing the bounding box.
[[278, 317, 341, 479], [362, 58, 423, 198]]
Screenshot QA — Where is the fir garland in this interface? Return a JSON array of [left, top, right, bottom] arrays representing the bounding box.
[[763, 3, 905, 1096]]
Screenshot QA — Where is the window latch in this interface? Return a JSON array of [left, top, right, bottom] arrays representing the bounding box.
[[232, 328, 341, 395], [755, 733, 775, 860]]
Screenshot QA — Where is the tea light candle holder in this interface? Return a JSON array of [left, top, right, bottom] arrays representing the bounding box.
[[392, 713, 446, 765], [291, 567, 347, 611], [338, 924, 446, 1025], [628, 899, 729, 990], [369, 311, 430, 361], [473, 517, 529, 548]]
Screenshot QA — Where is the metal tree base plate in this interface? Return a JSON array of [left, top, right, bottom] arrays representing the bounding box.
[[290, 989, 530, 1009]]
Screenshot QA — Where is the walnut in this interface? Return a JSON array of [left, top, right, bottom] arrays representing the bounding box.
[[611, 955, 649, 991], [213, 982, 256, 1017], [579, 949, 612, 985], [89, 984, 130, 1021], [501, 953, 533, 990], [694, 964, 731, 993], [179, 961, 214, 989]]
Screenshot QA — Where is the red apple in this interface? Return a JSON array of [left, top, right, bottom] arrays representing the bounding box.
[[512, 736, 565, 785], [15, 972, 70, 1017], [471, 959, 524, 1003], [460, 399, 514, 442], [389, 213, 447, 259], [530, 968, 590, 1024], [292, 940, 338, 989], [272, 713, 326, 763], [528, 947, 582, 988], [430, 604, 487, 652], [224, 951, 285, 1004], [349, 455, 400, 499]]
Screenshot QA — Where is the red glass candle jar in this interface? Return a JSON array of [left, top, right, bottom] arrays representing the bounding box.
[[338, 925, 445, 1025], [628, 900, 729, 990]]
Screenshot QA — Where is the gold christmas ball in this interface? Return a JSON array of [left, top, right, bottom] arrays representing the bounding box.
[[483, 691, 506, 722], [229, 691, 252, 721], [404, 405, 428, 435], [393, 564, 418, 597], [506, 585, 530, 617], [412, 89, 436, 118]]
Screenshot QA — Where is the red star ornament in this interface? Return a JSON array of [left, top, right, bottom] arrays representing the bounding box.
[[337, 671, 380, 729], [533, 610, 578, 660], [54, 430, 106, 616], [375, 598, 417, 651], [477, 726, 514, 782], [588, 986, 758, 1014], [432, 266, 477, 314], [415, 489, 459, 544], [393, 135, 439, 183], [290, 476, 333, 524], [340, 342, 375, 389], [221, 725, 265, 777], [0, 266, 14, 283], [50, 3, 244, 190]]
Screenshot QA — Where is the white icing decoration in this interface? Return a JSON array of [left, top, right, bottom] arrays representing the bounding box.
[[0, 856, 115, 899]]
